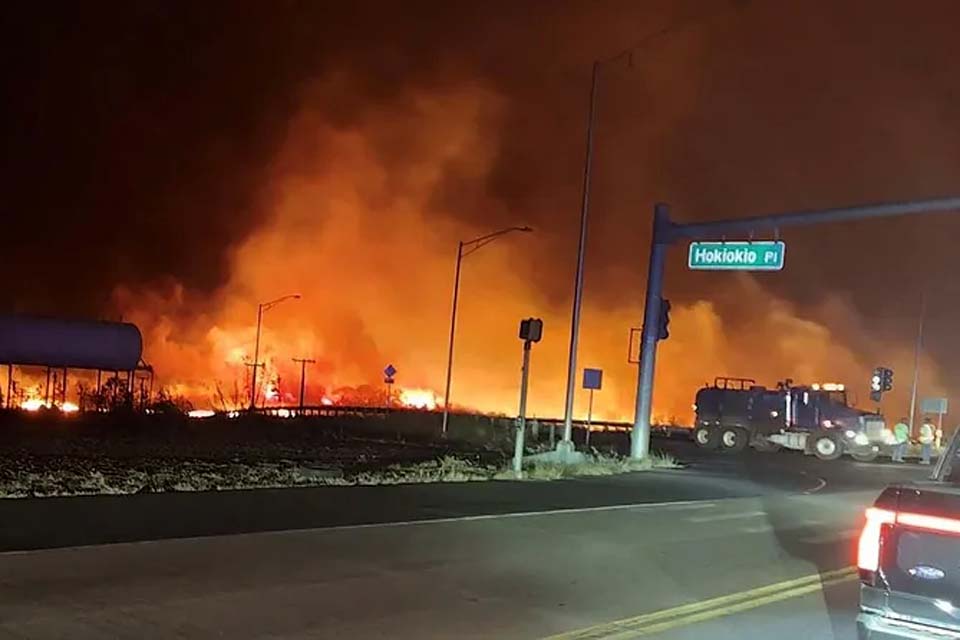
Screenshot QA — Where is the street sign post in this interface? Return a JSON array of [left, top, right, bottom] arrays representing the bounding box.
[[582, 368, 602, 447], [687, 241, 785, 271], [384, 364, 397, 405]]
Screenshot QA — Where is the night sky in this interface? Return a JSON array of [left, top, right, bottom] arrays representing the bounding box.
[[4, 0, 960, 410]]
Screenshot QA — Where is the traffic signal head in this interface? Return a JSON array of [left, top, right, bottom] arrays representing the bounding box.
[[881, 367, 893, 392], [871, 369, 882, 393], [519, 317, 543, 343], [658, 298, 671, 341]]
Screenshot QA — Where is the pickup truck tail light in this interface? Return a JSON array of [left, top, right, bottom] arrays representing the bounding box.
[[857, 506, 960, 582], [858, 507, 895, 575]]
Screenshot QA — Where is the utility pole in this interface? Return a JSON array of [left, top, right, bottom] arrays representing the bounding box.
[[908, 292, 925, 437], [631, 196, 960, 460], [292, 357, 315, 411]]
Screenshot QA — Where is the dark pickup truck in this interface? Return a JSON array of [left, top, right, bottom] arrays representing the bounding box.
[[858, 428, 960, 639]]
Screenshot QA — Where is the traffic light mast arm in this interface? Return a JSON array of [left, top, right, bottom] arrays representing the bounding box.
[[665, 196, 960, 242], [631, 197, 960, 460]]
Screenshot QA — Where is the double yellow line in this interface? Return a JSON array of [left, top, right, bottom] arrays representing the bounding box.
[[544, 566, 857, 639]]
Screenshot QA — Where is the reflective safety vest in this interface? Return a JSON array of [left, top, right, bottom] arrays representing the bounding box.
[[894, 422, 910, 443]]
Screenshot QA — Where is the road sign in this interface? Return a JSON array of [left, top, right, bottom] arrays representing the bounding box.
[[384, 364, 397, 379], [921, 397, 948, 415], [688, 241, 785, 271], [582, 368, 603, 390]]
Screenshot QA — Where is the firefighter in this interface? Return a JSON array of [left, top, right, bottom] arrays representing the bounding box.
[[919, 416, 936, 465], [892, 417, 910, 463]]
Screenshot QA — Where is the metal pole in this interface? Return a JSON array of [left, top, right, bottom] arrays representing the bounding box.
[[585, 388, 594, 448], [441, 242, 464, 435], [631, 203, 671, 459], [5, 364, 11, 409], [300, 360, 306, 410], [250, 303, 264, 409], [908, 292, 925, 437], [45, 367, 51, 405], [514, 339, 532, 476], [62, 367, 68, 405], [562, 61, 601, 447]]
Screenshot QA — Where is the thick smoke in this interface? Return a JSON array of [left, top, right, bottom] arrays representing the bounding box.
[[6, 1, 959, 420], [116, 75, 946, 422]]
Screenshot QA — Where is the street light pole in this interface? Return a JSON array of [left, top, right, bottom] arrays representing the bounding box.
[[440, 226, 533, 435], [249, 293, 301, 410], [250, 304, 264, 409], [908, 291, 925, 437], [441, 241, 464, 435], [559, 8, 741, 453], [561, 60, 600, 448]]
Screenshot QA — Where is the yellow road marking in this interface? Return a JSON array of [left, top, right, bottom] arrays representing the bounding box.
[[544, 567, 857, 640]]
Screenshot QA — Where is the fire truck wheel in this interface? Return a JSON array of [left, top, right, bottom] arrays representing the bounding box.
[[693, 426, 719, 449], [850, 447, 879, 463], [813, 433, 843, 461], [719, 427, 749, 453]]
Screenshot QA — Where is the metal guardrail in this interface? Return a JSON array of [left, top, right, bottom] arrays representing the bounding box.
[[240, 406, 694, 438]]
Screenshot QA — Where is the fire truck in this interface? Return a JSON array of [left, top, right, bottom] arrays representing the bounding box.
[[692, 377, 892, 461]]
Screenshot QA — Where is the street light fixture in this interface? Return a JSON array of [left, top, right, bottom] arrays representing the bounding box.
[[249, 293, 301, 410], [441, 226, 533, 435]]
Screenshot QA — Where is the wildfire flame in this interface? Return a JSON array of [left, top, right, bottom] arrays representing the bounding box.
[[398, 388, 438, 410], [20, 398, 79, 414]]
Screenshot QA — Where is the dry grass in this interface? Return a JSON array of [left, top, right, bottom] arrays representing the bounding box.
[[519, 451, 680, 480], [0, 451, 679, 498]]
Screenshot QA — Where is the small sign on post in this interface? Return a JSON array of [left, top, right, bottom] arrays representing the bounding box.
[[921, 397, 948, 415], [688, 241, 785, 271], [582, 368, 602, 447], [583, 368, 603, 390], [384, 364, 397, 404], [921, 397, 948, 445]]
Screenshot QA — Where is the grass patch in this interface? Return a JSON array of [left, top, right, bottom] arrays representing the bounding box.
[[0, 450, 680, 498], [520, 451, 679, 480]]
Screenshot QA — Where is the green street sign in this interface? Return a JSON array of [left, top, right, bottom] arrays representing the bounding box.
[[687, 241, 785, 271]]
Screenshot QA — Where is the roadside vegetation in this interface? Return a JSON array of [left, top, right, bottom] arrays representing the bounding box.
[[0, 451, 679, 498]]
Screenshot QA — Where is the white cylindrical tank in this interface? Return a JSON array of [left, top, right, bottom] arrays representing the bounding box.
[[0, 315, 143, 371]]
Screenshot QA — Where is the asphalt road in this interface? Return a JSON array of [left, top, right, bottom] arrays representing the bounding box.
[[0, 439, 934, 639]]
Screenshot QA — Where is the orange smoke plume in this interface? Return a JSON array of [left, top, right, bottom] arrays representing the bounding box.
[[114, 79, 944, 424]]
